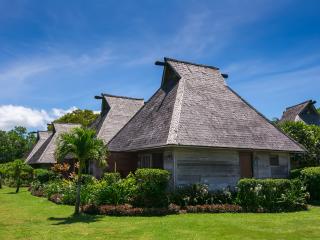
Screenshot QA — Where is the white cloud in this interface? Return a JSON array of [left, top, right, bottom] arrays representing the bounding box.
[[0, 47, 116, 99], [0, 105, 77, 131]]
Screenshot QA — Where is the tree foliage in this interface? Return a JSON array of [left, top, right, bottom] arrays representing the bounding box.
[[55, 127, 108, 214], [48, 109, 99, 131], [279, 121, 320, 167], [0, 126, 36, 164], [4, 159, 33, 193]]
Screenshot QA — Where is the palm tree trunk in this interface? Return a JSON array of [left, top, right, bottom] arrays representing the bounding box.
[[15, 177, 20, 193], [74, 170, 82, 215]]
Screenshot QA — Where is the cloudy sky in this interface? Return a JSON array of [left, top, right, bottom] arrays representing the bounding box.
[[0, 0, 319, 131]]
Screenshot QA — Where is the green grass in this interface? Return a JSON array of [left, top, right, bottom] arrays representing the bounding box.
[[0, 187, 320, 240]]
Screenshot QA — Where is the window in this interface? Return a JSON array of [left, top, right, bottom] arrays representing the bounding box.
[[270, 155, 279, 166], [139, 154, 152, 168]]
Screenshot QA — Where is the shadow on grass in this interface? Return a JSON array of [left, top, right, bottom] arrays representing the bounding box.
[[48, 214, 103, 225], [5, 192, 17, 194]]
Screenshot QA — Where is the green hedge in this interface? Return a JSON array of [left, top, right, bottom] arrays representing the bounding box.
[[237, 178, 308, 212], [134, 168, 170, 207], [33, 169, 57, 184], [300, 167, 320, 201], [289, 168, 304, 179]]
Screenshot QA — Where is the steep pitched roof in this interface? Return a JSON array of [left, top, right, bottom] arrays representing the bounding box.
[[108, 58, 304, 152], [280, 100, 316, 123], [25, 131, 52, 164], [95, 94, 144, 144], [27, 123, 80, 164]]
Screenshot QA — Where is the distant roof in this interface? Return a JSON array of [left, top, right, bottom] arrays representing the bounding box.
[[279, 100, 315, 123], [26, 123, 81, 165], [25, 131, 52, 164], [108, 57, 304, 152], [95, 93, 144, 144]]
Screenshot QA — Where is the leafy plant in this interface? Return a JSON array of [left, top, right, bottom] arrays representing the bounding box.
[[170, 184, 235, 207], [300, 167, 320, 201], [34, 169, 57, 183], [103, 172, 121, 185], [5, 159, 33, 193], [51, 163, 71, 178], [91, 174, 137, 206], [134, 168, 170, 207], [236, 178, 308, 212]]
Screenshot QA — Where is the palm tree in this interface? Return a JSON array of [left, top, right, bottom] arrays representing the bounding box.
[[55, 127, 108, 214]]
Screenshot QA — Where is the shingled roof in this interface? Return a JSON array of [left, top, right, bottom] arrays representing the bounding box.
[[279, 100, 318, 123], [94, 93, 144, 144], [108, 57, 304, 152], [26, 123, 80, 164], [25, 131, 52, 164]]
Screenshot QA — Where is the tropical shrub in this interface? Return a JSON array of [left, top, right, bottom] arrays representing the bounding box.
[[29, 180, 45, 197], [34, 169, 57, 183], [300, 167, 320, 201], [170, 184, 235, 207], [43, 180, 65, 199], [91, 174, 137, 205], [134, 168, 170, 207], [51, 163, 71, 178], [103, 172, 121, 185], [289, 168, 304, 179], [80, 174, 96, 185], [236, 178, 308, 212]]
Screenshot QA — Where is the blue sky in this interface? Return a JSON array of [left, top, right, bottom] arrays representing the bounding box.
[[0, 0, 319, 130]]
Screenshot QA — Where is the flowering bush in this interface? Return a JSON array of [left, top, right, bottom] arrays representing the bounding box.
[[170, 184, 235, 206], [185, 204, 242, 213], [51, 163, 71, 178], [236, 178, 308, 212]]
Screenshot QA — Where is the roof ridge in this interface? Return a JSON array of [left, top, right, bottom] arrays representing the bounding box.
[[107, 88, 162, 146], [101, 93, 144, 101], [166, 64, 186, 144], [286, 100, 312, 110], [37, 134, 55, 163], [53, 122, 81, 125], [164, 57, 220, 70]]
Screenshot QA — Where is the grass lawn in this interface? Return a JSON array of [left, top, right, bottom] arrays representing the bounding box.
[[0, 187, 320, 240]]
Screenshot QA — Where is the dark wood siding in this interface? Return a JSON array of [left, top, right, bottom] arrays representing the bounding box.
[[107, 152, 139, 176]]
